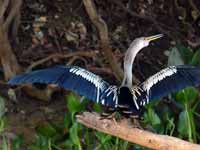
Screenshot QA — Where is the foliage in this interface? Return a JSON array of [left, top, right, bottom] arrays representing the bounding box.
[[143, 45, 200, 143], [0, 96, 24, 150], [2, 44, 200, 149], [24, 93, 134, 150]]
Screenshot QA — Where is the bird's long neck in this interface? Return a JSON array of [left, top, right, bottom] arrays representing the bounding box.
[[122, 42, 141, 87]]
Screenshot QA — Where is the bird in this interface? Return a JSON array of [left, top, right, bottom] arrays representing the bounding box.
[[8, 34, 200, 116]]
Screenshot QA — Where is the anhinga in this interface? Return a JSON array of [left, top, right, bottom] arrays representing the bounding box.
[[8, 34, 200, 116]]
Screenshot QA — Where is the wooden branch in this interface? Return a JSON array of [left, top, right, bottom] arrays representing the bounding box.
[[87, 66, 117, 79], [83, 0, 141, 84], [83, 0, 109, 46], [0, 0, 22, 80], [77, 112, 200, 150], [22, 84, 59, 101], [0, 0, 10, 23], [3, 0, 22, 31], [11, 2, 21, 44], [187, 38, 200, 48], [0, 27, 22, 80], [26, 51, 96, 72], [82, 0, 135, 83]]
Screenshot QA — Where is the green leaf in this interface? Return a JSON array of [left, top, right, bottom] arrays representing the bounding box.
[[28, 145, 41, 150], [143, 108, 161, 126], [64, 112, 72, 129], [176, 44, 193, 64], [0, 117, 7, 133], [2, 136, 8, 150], [66, 94, 82, 113], [69, 123, 82, 150], [178, 110, 189, 137], [93, 103, 103, 113], [11, 134, 24, 150], [28, 145, 48, 150], [190, 49, 200, 66], [184, 87, 198, 103], [175, 91, 185, 104], [36, 123, 57, 138], [175, 87, 198, 104], [95, 132, 112, 150], [95, 131, 112, 144], [165, 117, 175, 136], [168, 47, 184, 66], [191, 10, 200, 20], [0, 96, 5, 118]]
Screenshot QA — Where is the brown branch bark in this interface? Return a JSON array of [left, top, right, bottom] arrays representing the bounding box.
[[0, 0, 9, 22], [0, 0, 22, 80], [77, 112, 200, 150], [187, 38, 200, 48], [0, 27, 21, 80], [10, 0, 21, 44], [0, 0, 54, 101], [22, 51, 96, 101], [3, 0, 22, 30], [22, 84, 59, 101], [26, 51, 97, 72], [83, 0, 141, 84]]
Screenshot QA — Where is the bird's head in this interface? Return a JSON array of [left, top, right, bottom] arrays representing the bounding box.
[[132, 34, 163, 51]]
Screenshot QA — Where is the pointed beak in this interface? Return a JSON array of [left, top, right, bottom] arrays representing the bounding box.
[[145, 34, 163, 42]]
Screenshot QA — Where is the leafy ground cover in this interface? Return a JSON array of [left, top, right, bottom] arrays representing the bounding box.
[[1, 45, 200, 149], [0, 0, 200, 149]]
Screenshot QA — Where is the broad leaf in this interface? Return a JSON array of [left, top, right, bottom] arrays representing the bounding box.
[[66, 94, 82, 113], [0, 96, 5, 118], [167, 47, 184, 66], [190, 49, 200, 66], [175, 87, 198, 104], [178, 110, 189, 137], [36, 123, 57, 138], [176, 44, 193, 64]]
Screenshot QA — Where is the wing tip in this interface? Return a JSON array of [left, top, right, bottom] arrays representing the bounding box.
[[8, 77, 20, 85]]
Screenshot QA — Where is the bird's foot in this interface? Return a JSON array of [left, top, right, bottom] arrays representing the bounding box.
[[100, 110, 120, 125], [130, 117, 143, 129], [100, 107, 115, 118]]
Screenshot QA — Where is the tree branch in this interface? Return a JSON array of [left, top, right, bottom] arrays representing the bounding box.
[[0, 0, 22, 80], [0, 0, 10, 23], [77, 112, 200, 150], [26, 51, 97, 72], [83, 0, 140, 84], [3, 0, 22, 31]]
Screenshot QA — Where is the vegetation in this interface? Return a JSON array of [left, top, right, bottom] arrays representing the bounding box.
[[1, 45, 200, 149], [0, 0, 200, 149]]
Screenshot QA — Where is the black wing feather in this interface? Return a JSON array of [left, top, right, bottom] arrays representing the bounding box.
[[8, 66, 117, 107], [139, 65, 200, 102]]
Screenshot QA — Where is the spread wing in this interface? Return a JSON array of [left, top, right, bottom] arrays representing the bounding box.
[[8, 66, 118, 107], [137, 65, 200, 106]]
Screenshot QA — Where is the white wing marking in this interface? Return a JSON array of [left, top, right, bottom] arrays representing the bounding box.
[[101, 98, 105, 105], [69, 67, 106, 103], [104, 86, 118, 107], [130, 87, 141, 110], [142, 66, 177, 103]]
